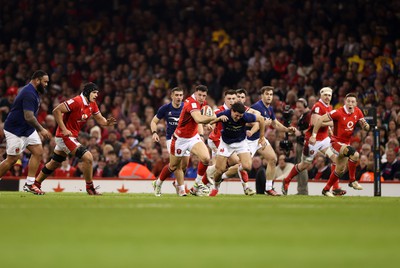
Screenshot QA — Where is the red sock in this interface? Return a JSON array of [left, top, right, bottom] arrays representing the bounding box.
[[324, 171, 340, 191], [202, 174, 209, 184], [285, 164, 299, 182], [348, 159, 357, 182], [330, 164, 340, 190], [197, 161, 208, 176], [159, 165, 173, 181], [239, 170, 249, 183]]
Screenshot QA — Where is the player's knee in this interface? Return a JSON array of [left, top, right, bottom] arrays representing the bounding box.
[[241, 162, 252, 172], [268, 157, 277, 166], [52, 152, 66, 163], [81, 152, 93, 165], [343, 146, 356, 157], [350, 151, 359, 162]]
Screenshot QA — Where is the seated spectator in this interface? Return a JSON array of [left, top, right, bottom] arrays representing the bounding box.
[[103, 151, 119, 177], [93, 156, 107, 178], [54, 157, 77, 178], [274, 154, 294, 180], [309, 155, 331, 180], [248, 156, 266, 194], [116, 147, 134, 174], [152, 148, 169, 178], [4, 159, 24, 177], [356, 154, 372, 181], [381, 149, 400, 181]]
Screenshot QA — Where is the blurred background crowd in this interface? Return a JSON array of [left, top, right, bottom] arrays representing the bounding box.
[[0, 0, 399, 181]]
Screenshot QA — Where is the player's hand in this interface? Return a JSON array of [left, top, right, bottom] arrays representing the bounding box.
[[309, 136, 316, 145], [287, 126, 296, 135], [62, 129, 72, 137], [40, 129, 52, 140], [152, 132, 160, 143], [204, 124, 214, 131], [219, 115, 228, 122], [258, 137, 267, 148], [359, 118, 370, 131], [246, 130, 253, 137], [106, 117, 117, 126]]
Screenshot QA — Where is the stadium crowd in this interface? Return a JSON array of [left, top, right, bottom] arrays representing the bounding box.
[[1, 0, 399, 185]]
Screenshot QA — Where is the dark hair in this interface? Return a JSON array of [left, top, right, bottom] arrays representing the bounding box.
[[236, 88, 248, 96], [195, 85, 208, 92], [259, 86, 274, 94], [224, 89, 237, 96], [83, 82, 99, 100], [231, 102, 246, 113], [345, 93, 357, 99], [171, 87, 184, 93], [31, 70, 48, 80]]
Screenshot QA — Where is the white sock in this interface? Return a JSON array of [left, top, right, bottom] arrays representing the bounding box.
[[195, 174, 203, 184], [242, 182, 249, 190], [265, 180, 273, 191], [221, 173, 228, 180], [26, 176, 35, 185], [178, 185, 185, 191], [156, 178, 163, 187]]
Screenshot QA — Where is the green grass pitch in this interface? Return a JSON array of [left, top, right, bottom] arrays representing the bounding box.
[[1, 192, 400, 268]]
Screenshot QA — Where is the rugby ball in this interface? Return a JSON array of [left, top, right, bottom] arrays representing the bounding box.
[[201, 105, 214, 116]]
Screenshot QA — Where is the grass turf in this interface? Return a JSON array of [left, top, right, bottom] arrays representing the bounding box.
[[1, 192, 400, 268]]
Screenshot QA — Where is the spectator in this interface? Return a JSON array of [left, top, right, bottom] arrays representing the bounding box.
[[308, 156, 331, 180], [103, 151, 119, 177], [274, 154, 294, 181], [185, 155, 199, 179], [381, 149, 400, 181], [249, 156, 266, 195], [54, 157, 77, 178]]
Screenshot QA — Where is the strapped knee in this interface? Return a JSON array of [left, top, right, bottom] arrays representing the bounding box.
[[343, 146, 356, 157], [42, 166, 53, 175], [75, 146, 88, 159], [52, 152, 67, 163]]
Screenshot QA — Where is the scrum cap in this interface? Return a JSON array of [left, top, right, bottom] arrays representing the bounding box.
[[320, 87, 333, 95]]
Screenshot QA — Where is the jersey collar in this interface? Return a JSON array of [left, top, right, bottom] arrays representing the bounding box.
[[223, 103, 229, 110], [343, 105, 352, 114], [80, 93, 89, 106], [318, 99, 329, 107]]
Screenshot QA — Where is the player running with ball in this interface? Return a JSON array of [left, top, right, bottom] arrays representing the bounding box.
[[310, 93, 370, 197]]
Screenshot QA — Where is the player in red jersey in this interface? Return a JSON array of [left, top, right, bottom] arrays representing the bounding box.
[[152, 85, 216, 196], [310, 93, 370, 197], [32, 83, 117, 195], [282, 87, 345, 195]]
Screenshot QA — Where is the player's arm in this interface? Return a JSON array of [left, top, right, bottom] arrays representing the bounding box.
[[311, 113, 331, 137], [24, 110, 44, 132], [246, 108, 261, 116], [93, 112, 117, 127], [52, 103, 72, 136], [271, 119, 295, 134], [311, 113, 333, 127], [256, 115, 266, 145], [150, 115, 161, 142], [191, 110, 216, 124]]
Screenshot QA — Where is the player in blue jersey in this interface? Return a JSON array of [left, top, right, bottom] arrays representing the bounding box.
[[209, 102, 268, 195], [150, 87, 192, 193], [0, 70, 51, 194], [247, 86, 296, 196]]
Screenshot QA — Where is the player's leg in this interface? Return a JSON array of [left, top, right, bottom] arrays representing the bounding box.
[[23, 130, 44, 187], [258, 144, 279, 196], [237, 151, 256, 195], [72, 145, 100, 195], [347, 149, 363, 190], [209, 154, 228, 196], [322, 145, 347, 196], [191, 141, 212, 195]]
